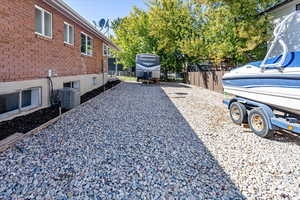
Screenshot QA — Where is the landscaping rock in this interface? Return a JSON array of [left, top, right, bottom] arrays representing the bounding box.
[[0, 82, 298, 199]]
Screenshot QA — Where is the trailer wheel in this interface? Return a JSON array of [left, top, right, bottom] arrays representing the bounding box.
[[248, 108, 274, 138], [229, 102, 247, 125]]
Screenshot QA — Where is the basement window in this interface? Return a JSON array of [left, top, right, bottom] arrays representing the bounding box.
[[296, 4, 300, 10], [81, 32, 93, 56], [0, 92, 19, 115], [0, 88, 42, 118], [64, 81, 80, 90], [64, 22, 74, 45], [35, 5, 52, 38], [21, 88, 41, 110]]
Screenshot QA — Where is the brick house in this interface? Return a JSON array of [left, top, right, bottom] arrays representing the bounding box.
[[0, 0, 118, 121]]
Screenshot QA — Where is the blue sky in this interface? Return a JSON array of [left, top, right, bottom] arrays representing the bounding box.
[[64, 0, 148, 22]]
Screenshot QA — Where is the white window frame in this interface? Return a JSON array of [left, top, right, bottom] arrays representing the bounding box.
[[63, 81, 80, 90], [20, 88, 42, 111], [35, 5, 53, 39], [64, 22, 74, 45], [0, 87, 42, 119], [80, 32, 93, 56]]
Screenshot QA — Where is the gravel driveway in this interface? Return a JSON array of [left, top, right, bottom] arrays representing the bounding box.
[[0, 82, 299, 199]]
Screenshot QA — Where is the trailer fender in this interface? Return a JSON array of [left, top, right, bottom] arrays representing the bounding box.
[[228, 97, 275, 130]]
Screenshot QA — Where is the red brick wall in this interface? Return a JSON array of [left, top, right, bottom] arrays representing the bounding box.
[[0, 0, 108, 82]]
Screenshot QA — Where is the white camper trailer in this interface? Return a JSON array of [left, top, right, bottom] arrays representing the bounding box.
[[136, 54, 160, 82]]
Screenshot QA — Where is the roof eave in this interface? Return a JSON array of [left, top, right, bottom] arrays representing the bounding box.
[[43, 0, 119, 50]]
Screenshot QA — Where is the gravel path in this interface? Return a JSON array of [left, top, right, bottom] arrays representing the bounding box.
[[0, 82, 299, 199], [162, 82, 300, 200]]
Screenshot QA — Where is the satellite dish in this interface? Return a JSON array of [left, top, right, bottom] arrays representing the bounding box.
[[92, 20, 97, 27], [99, 18, 106, 29], [105, 19, 110, 29], [93, 18, 111, 35]]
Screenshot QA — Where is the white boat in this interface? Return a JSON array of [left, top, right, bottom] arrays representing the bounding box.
[[223, 11, 300, 116]]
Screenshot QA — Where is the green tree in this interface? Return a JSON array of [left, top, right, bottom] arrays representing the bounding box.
[[182, 0, 281, 65], [112, 7, 158, 69], [147, 0, 195, 76], [112, 0, 195, 79], [112, 0, 281, 77]]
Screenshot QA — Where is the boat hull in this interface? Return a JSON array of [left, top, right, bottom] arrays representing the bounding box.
[[223, 70, 300, 115], [222, 12, 300, 116], [223, 84, 300, 115]]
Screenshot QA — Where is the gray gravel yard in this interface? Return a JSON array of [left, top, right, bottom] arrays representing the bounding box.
[[0, 82, 299, 199]]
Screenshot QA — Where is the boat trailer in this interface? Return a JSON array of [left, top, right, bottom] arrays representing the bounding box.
[[224, 97, 300, 138]]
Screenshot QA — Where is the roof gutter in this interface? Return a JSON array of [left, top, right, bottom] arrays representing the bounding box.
[[43, 0, 119, 50]]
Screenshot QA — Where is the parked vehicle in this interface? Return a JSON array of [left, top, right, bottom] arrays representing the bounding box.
[[136, 54, 160, 82], [222, 11, 300, 138]]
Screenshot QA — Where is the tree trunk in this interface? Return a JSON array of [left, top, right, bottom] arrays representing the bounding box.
[[183, 62, 189, 84]]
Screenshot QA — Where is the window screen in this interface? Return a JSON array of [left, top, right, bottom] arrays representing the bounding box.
[[21, 90, 32, 108], [0, 93, 19, 115], [87, 36, 93, 55], [69, 26, 74, 44], [81, 33, 87, 54], [64, 24, 68, 43], [35, 8, 42, 34], [44, 12, 52, 37]]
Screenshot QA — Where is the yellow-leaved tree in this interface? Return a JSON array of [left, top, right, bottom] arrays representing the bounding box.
[[181, 0, 281, 66]]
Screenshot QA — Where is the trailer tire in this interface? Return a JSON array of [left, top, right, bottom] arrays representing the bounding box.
[[229, 102, 247, 125], [248, 108, 274, 138]]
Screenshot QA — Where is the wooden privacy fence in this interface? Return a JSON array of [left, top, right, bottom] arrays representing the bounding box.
[[188, 71, 227, 93]]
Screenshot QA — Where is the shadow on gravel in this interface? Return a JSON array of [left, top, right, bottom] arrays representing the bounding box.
[[271, 131, 300, 146], [241, 123, 300, 146], [0, 82, 245, 199], [135, 82, 245, 199], [174, 92, 189, 96], [159, 82, 192, 88]]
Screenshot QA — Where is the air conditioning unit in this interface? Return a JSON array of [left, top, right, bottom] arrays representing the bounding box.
[[57, 88, 80, 109]]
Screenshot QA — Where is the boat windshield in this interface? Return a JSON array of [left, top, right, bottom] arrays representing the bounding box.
[[269, 11, 300, 58], [249, 11, 300, 70]]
